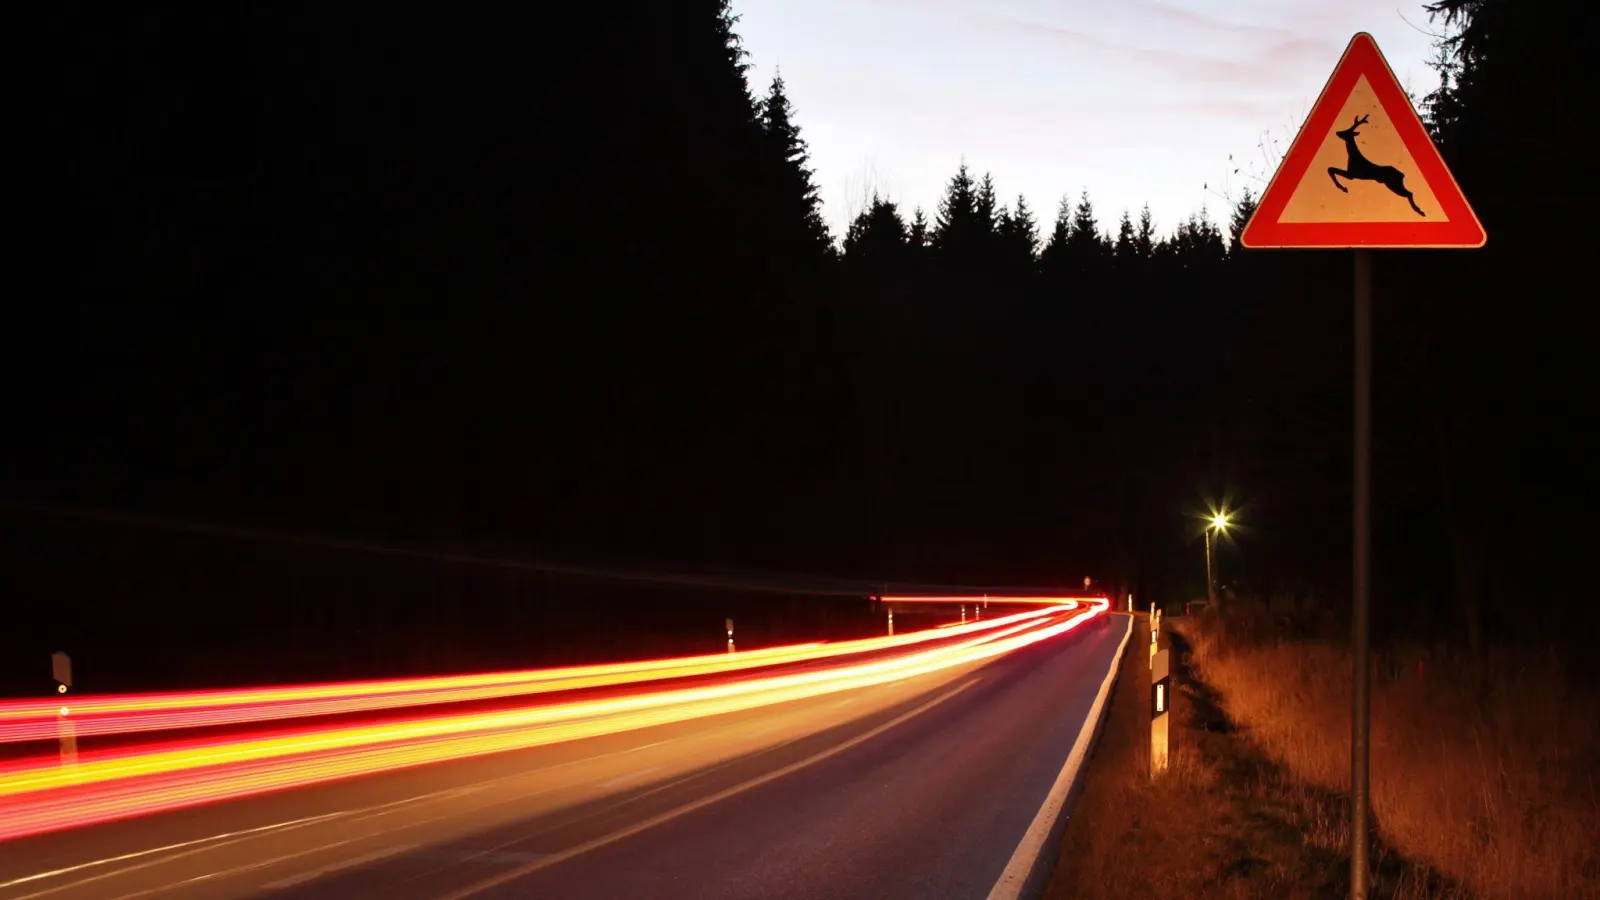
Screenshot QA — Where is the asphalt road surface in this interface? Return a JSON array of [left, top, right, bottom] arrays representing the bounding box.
[[0, 616, 1130, 900]]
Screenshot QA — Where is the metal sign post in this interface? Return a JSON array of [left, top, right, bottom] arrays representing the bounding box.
[[1352, 249, 1373, 888], [1238, 33, 1483, 899], [1205, 528, 1216, 610]]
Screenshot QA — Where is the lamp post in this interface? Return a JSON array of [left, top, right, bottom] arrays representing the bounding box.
[[1206, 513, 1229, 613]]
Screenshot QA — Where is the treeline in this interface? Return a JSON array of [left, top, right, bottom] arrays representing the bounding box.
[[7, 1, 1594, 657]]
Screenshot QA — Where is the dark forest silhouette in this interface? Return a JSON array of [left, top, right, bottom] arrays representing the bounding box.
[[5, 0, 1594, 688]]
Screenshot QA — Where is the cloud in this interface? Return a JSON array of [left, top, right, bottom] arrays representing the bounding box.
[[932, 91, 1287, 125], [1115, 0, 1301, 42], [1137, 99, 1288, 120], [943, 2, 1337, 88]]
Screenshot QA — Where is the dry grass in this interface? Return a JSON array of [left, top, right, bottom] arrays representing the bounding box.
[[1046, 616, 1458, 900], [1183, 602, 1600, 900]]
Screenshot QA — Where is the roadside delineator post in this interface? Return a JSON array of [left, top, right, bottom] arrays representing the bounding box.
[[725, 618, 734, 654], [52, 651, 77, 766], [887, 608, 894, 636], [1149, 608, 1160, 667], [1151, 646, 1171, 775]]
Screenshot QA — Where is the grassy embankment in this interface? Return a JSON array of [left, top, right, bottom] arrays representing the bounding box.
[[1045, 601, 1598, 899]]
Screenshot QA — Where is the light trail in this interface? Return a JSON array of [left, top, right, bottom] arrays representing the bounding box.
[[1, 611, 1064, 797], [0, 604, 1074, 744], [0, 598, 1107, 841], [880, 595, 1104, 606]]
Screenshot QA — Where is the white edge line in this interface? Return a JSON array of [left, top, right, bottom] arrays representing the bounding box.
[[986, 615, 1133, 900]]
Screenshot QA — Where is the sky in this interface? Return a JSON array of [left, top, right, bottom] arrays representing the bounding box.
[[733, 0, 1447, 241]]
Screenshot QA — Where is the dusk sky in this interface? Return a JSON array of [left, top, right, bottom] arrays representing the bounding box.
[[734, 0, 1445, 240]]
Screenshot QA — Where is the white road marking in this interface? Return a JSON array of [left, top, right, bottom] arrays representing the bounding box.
[[12, 784, 504, 900], [0, 811, 351, 891], [98, 792, 545, 900], [418, 850, 551, 865], [8, 672, 946, 899], [261, 843, 417, 890], [5, 737, 680, 899], [79, 747, 718, 900], [437, 677, 983, 900], [986, 617, 1133, 900]]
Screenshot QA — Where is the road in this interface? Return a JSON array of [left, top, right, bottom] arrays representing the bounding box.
[[0, 614, 1130, 900]]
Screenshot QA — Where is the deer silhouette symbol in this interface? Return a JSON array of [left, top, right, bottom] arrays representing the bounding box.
[[1327, 114, 1425, 216]]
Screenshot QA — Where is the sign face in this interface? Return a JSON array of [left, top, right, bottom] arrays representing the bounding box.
[[1240, 32, 1484, 249]]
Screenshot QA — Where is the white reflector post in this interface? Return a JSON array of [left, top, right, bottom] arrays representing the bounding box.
[[1151, 648, 1172, 776]]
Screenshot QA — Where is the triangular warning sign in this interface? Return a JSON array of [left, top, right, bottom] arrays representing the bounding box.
[[1241, 33, 1484, 249]]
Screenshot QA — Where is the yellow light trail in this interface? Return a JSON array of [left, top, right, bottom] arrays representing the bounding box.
[[0, 598, 1107, 841], [0, 604, 1071, 743]]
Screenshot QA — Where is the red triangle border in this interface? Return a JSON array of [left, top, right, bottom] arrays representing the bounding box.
[[1240, 33, 1485, 249]]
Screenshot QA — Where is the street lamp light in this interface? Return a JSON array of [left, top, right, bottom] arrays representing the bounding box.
[[1206, 512, 1229, 612]]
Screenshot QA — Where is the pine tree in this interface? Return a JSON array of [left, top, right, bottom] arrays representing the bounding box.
[[1227, 188, 1256, 253], [712, 0, 753, 86], [1134, 205, 1157, 260], [1421, 42, 1465, 143], [934, 161, 982, 263], [1194, 206, 1226, 263], [1004, 195, 1039, 259], [1418, 0, 1592, 658], [843, 193, 910, 261], [1063, 190, 1109, 271], [1166, 209, 1226, 267], [760, 73, 833, 263], [996, 194, 1039, 278], [975, 173, 1000, 237], [1039, 193, 1073, 278], [1114, 210, 1136, 263], [909, 207, 930, 253], [1067, 191, 1102, 250]]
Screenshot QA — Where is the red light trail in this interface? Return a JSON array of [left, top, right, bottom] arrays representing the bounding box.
[[0, 599, 1093, 744], [0, 596, 1107, 842]]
